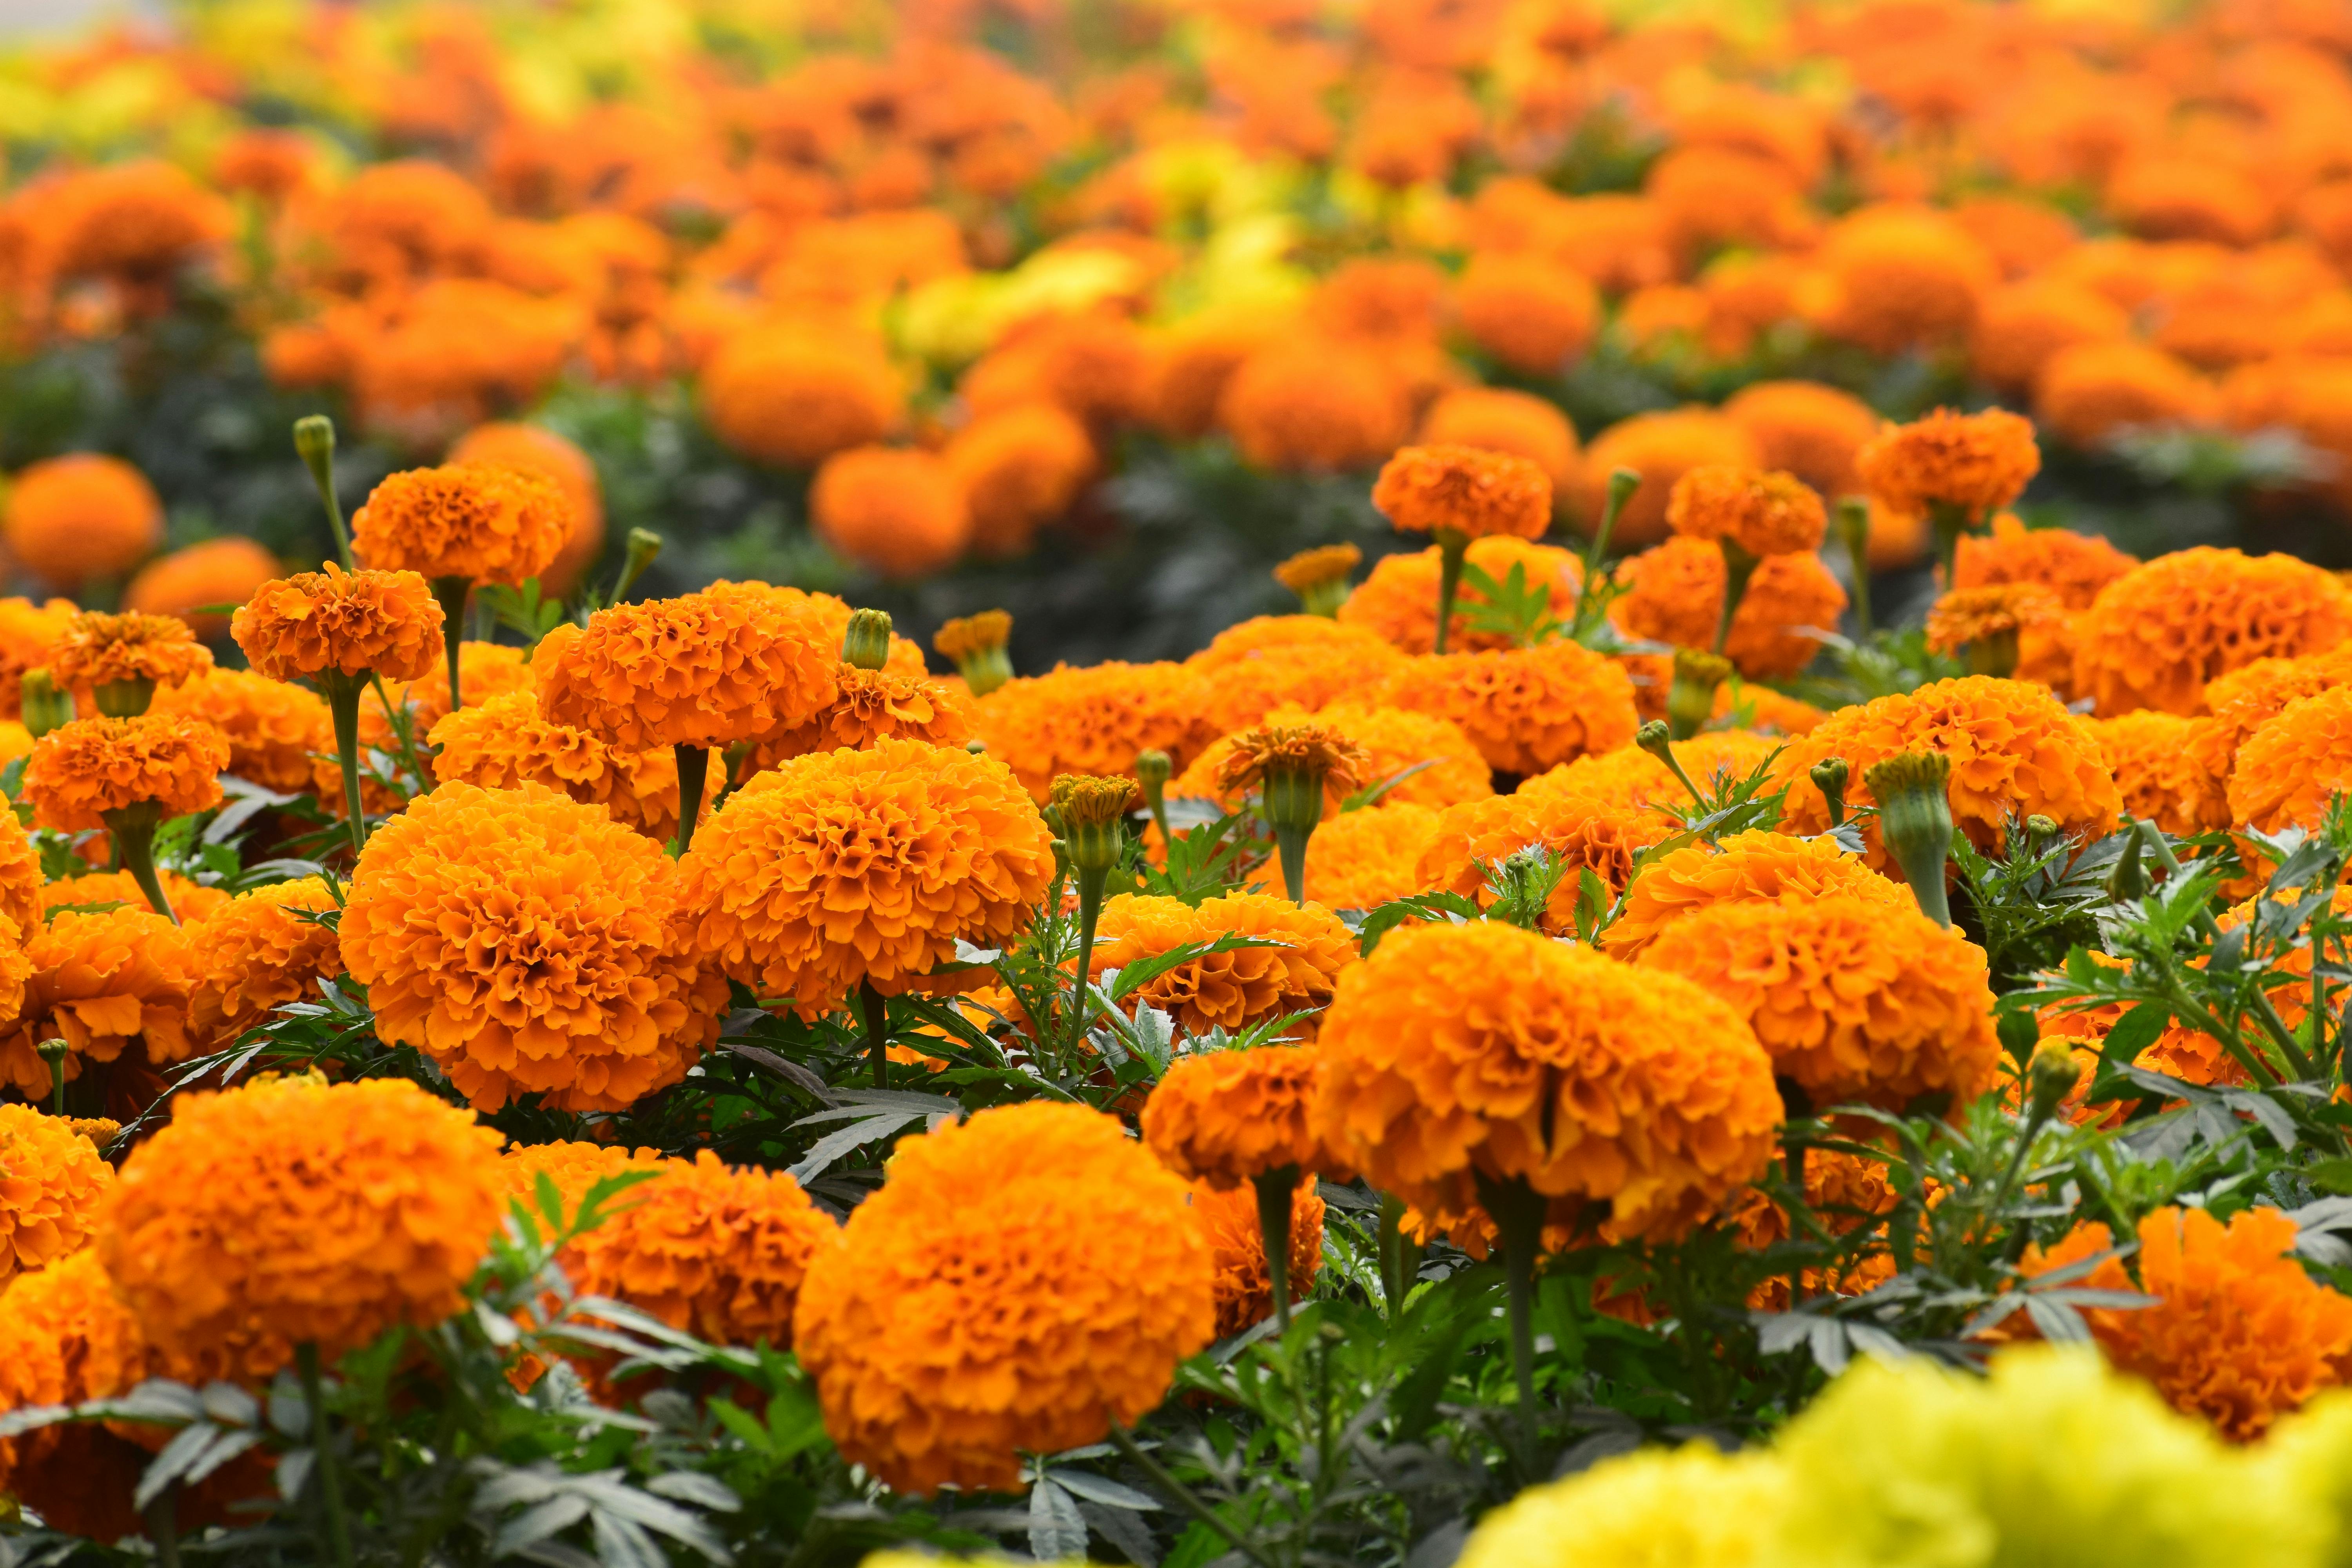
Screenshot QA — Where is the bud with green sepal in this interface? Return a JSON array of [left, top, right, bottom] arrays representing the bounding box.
[[1666, 649, 1730, 740], [1810, 757, 1850, 829], [1635, 719, 1702, 805], [1215, 724, 1369, 904], [1864, 750, 1955, 927], [934, 610, 1014, 697]]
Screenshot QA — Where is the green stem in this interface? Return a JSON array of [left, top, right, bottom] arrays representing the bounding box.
[[1253, 1165, 1300, 1332], [1930, 500, 1971, 587], [1068, 862, 1109, 1053], [107, 802, 176, 924], [1711, 540, 1761, 656], [1107, 1423, 1274, 1568], [321, 670, 370, 863], [1432, 530, 1468, 657], [1377, 1191, 1421, 1320], [860, 978, 890, 1092], [1575, 468, 1640, 626], [297, 1343, 355, 1568], [1476, 1171, 1548, 1459], [671, 744, 710, 858], [38, 1040, 67, 1116], [142, 1484, 181, 1568], [429, 577, 471, 713]]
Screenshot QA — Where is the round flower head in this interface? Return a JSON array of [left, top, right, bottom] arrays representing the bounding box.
[[535, 582, 840, 751], [1190, 1176, 1326, 1339], [1613, 537, 1848, 679], [1378, 641, 1641, 776], [2184, 647, 2352, 813], [46, 610, 213, 712], [499, 1139, 668, 1220], [232, 562, 446, 683], [1455, 1442, 1789, 1568], [1573, 408, 1762, 549], [0, 906, 186, 1099], [743, 666, 976, 775], [1186, 639, 1404, 734], [1372, 445, 1553, 541], [1636, 893, 2002, 1111], [151, 668, 332, 795], [1190, 615, 1399, 671], [0, 1250, 158, 1541], [1664, 465, 1828, 556], [446, 422, 606, 593], [0, 1103, 113, 1279], [1214, 722, 1369, 800], [0, 808, 42, 939], [3, 455, 163, 588], [1817, 205, 1999, 355], [352, 463, 572, 588], [1953, 514, 2137, 610], [1456, 252, 1599, 375], [1301, 800, 1442, 908], [1721, 379, 1879, 496], [187, 878, 345, 1051], [1419, 388, 1579, 489], [2229, 683, 2352, 833], [2072, 547, 2352, 715], [341, 782, 726, 1112], [566, 1151, 839, 1350], [810, 446, 971, 580], [1272, 542, 1365, 604], [1854, 407, 2040, 523], [22, 713, 228, 832], [44, 869, 227, 923], [1602, 828, 1910, 958], [2091, 711, 2228, 835], [1337, 537, 1583, 655], [1217, 338, 1412, 472], [696, 323, 903, 465], [2020, 1206, 2352, 1441], [99, 1074, 507, 1383], [974, 660, 1214, 800], [2036, 340, 2221, 447], [1315, 920, 1782, 1241], [0, 597, 75, 717], [944, 403, 1094, 557], [1925, 583, 2064, 658], [793, 1102, 1214, 1495], [1178, 702, 1490, 815], [1091, 893, 1357, 1040], [1769, 676, 2121, 873], [430, 689, 690, 842], [679, 737, 1055, 1016], [1142, 1044, 1336, 1189], [1416, 787, 1678, 935]]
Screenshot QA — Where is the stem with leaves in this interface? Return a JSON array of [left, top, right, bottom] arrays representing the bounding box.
[[297, 1342, 356, 1568]]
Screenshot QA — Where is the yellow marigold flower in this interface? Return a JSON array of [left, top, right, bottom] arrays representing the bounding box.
[[1300, 800, 1443, 908], [932, 610, 1011, 666], [1636, 893, 2002, 1111], [1613, 537, 1848, 679], [99, 1075, 507, 1383], [3, 455, 163, 590], [537, 582, 841, 751], [343, 782, 725, 1112], [2020, 1206, 2352, 1441], [1372, 444, 1553, 541], [1316, 920, 1782, 1241], [1417, 788, 1678, 935], [0, 1103, 112, 1279], [1189, 1176, 1326, 1339], [1854, 406, 2040, 523], [1338, 537, 1584, 656], [1601, 828, 1909, 958], [679, 737, 1054, 1016], [352, 463, 573, 588], [1925, 583, 2065, 658], [1953, 513, 2138, 610], [1379, 641, 1641, 777], [2091, 711, 2230, 835], [0, 1249, 158, 1541], [742, 666, 976, 774], [151, 668, 332, 795], [1089, 893, 1357, 1040], [1456, 1441, 1789, 1568], [795, 1102, 1213, 1495], [42, 869, 227, 922], [22, 713, 227, 833], [0, 907, 188, 1099], [973, 660, 1215, 801], [430, 688, 690, 842], [0, 597, 74, 718], [566, 1150, 839, 1351], [1142, 1044, 1339, 1189], [46, 610, 213, 713], [232, 562, 446, 683], [187, 878, 345, 1051], [2230, 683, 2352, 832], [2072, 547, 2352, 715], [1273, 543, 1363, 601], [1665, 465, 1828, 556], [1769, 676, 2121, 875]]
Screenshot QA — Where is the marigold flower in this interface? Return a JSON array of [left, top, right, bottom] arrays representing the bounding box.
[[1218, 338, 1414, 471], [2021, 1206, 2352, 1440], [1300, 800, 1443, 908], [1184, 638, 1403, 734], [1214, 722, 1368, 799], [793, 1101, 1214, 1495], [343, 782, 725, 1111], [1142, 1045, 1338, 1189], [2090, 711, 2229, 835], [1613, 537, 1848, 679], [47, 610, 214, 714], [1419, 388, 1580, 489], [0, 1250, 156, 1540], [1378, 640, 1641, 776], [149, 668, 330, 795], [429, 689, 688, 840], [2036, 340, 2221, 447], [447, 422, 606, 594], [1817, 205, 2000, 354], [41, 869, 227, 922], [1090, 893, 1356, 1040], [1968, 277, 2134, 394], [1455, 252, 1599, 374], [1953, 514, 2138, 610], [1925, 583, 2065, 660], [22, 713, 227, 833], [2072, 547, 2352, 716], [811, 446, 972, 580], [1273, 544, 1363, 601], [499, 1139, 668, 1218], [232, 562, 447, 684], [973, 660, 1214, 800], [0, 1103, 112, 1279], [1731, 1146, 1902, 1308], [1720, 379, 1878, 499], [1416, 788, 1678, 934], [680, 737, 1054, 1015], [2229, 683, 2352, 832], [0, 597, 75, 718], [1177, 701, 1491, 814], [1456, 1441, 1788, 1568], [536, 582, 840, 751], [1337, 537, 1583, 655], [742, 666, 977, 776], [187, 878, 345, 1051], [1666, 466, 1828, 557], [1602, 828, 1908, 957], [1316, 920, 1781, 1241], [1770, 676, 2121, 873], [1189, 1176, 1327, 1339], [700, 327, 903, 467], [943, 403, 1094, 558], [1573, 408, 1762, 548], [1374, 444, 1553, 542], [566, 1150, 839, 1350], [1854, 407, 2040, 524], [2183, 648, 2352, 819], [3, 455, 163, 588], [1524, 730, 1780, 811], [99, 1074, 507, 1383], [352, 463, 573, 588]]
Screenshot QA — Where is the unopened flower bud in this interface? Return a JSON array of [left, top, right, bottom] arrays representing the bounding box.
[[841, 608, 893, 672], [1635, 720, 1702, 804], [19, 669, 70, 739], [615, 528, 663, 601], [1811, 757, 1850, 828], [2026, 1040, 2081, 1124], [1665, 649, 1730, 740], [1864, 750, 1955, 927], [292, 413, 335, 475], [1050, 774, 1136, 876], [935, 610, 1014, 697]]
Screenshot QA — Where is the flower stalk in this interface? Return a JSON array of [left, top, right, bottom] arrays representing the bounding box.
[[671, 744, 710, 858], [36, 1038, 67, 1116], [1135, 748, 1173, 852], [1635, 719, 1702, 806], [1835, 496, 1872, 635], [318, 669, 372, 861], [1575, 467, 1642, 623], [428, 575, 470, 711], [1052, 775, 1134, 1050], [1866, 750, 1955, 927], [103, 799, 177, 923], [1474, 1169, 1548, 1456], [1666, 649, 1731, 740], [1711, 537, 1762, 656], [612, 527, 663, 604], [1432, 528, 1470, 656], [860, 977, 891, 1091], [293, 415, 354, 572], [935, 611, 1014, 697], [1253, 1163, 1301, 1331], [296, 1341, 356, 1568]]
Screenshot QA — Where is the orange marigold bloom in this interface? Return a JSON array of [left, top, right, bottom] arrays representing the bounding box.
[[447, 423, 606, 595], [1602, 828, 1908, 958], [1720, 379, 1879, 499], [1415, 787, 1678, 934], [1854, 407, 2040, 524], [740, 667, 976, 776], [1214, 723, 1368, 799], [1665, 466, 1828, 556], [342, 782, 726, 1112], [22, 713, 227, 833], [536, 583, 840, 751], [944, 403, 1095, 558], [1731, 1147, 1901, 1308], [2229, 683, 2352, 832], [352, 463, 573, 588], [41, 869, 227, 922], [0, 1102, 112, 1279], [1419, 388, 1580, 489], [0, 1250, 156, 1541], [499, 1139, 668, 1217], [1187, 637, 1405, 734], [1455, 252, 1599, 375], [1816, 205, 2000, 355], [811, 446, 972, 580], [1090, 893, 1356, 1040], [1953, 514, 2138, 610], [699, 327, 903, 467], [1924, 583, 2065, 658], [187, 878, 345, 1051], [1613, 537, 1848, 679], [1373, 444, 1553, 541], [1316, 920, 1782, 1241], [2020, 1206, 2352, 1441], [1189, 1176, 1326, 1339], [1770, 676, 2122, 874], [1273, 544, 1364, 601], [1378, 641, 1641, 776], [793, 1101, 1214, 1495], [1302, 800, 1442, 909], [566, 1150, 839, 1350], [1573, 408, 1763, 548], [1218, 338, 1414, 472], [2035, 340, 2221, 447], [679, 737, 1054, 1016], [46, 610, 213, 711], [1141, 1044, 1336, 1188], [3, 455, 163, 588], [232, 562, 446, 683], [2072, 547, 2352, 716], [973, 660, 1214, 800], [1637, 893, 2002, 1111], [150, 668, 332, 794], [2185, 648, 2352, 820], [1338, 537, 1583, 655], [432, 688, 690, 841], [0, 597, 75, 718], [1190, 615, 1398, 670], [0, 799, 40, 940], [1970, 278, 2134, 392], [99, 1075, 507, 1383], [1176, 701, 1491, 814], [1522, 730, 1782, 811], [2089, 711, 2229, 836]]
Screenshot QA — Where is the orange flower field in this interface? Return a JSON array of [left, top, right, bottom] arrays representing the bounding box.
[[16, 0, 2352, 1564]]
